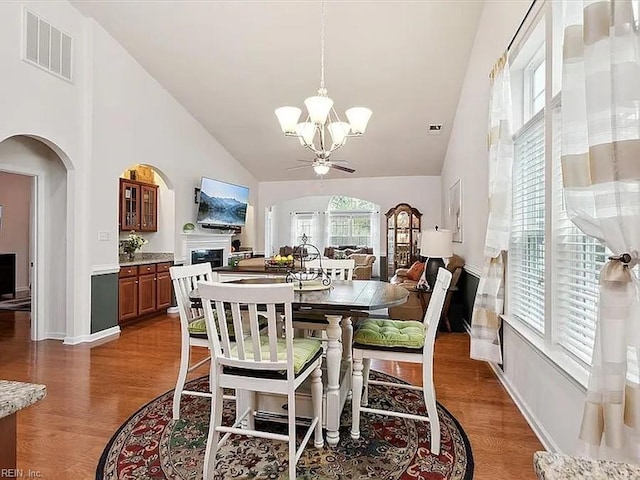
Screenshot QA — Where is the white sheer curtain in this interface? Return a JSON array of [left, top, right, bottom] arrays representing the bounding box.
[[470, 54, 514, 364], [562, 0, 640, 461], [370, 211, 380, 277]]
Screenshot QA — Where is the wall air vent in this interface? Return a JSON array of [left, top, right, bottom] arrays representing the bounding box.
[[23, 8, 73, 82], [428, 124, 443, 135]]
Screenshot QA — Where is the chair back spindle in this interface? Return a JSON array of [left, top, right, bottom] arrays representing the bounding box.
[[306, 258, 355, 281]]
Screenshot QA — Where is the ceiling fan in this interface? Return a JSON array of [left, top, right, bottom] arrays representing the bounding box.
[[287, 158, 355, 175]]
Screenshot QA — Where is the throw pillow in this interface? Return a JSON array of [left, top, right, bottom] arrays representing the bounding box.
[[334, 249, 346, 259], [405, 261, 425, 281]]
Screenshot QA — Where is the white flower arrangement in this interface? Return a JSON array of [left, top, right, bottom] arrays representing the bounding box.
[[120, 231, 148, 256]]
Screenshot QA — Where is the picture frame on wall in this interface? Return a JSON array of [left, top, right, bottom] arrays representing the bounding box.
[[449, 179, 462, 243]]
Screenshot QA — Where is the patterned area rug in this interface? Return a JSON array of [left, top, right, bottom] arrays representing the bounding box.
[[97, 371, 473, 480], [0, 296, 30, 311]]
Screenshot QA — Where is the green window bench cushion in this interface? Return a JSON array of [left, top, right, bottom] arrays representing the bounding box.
[[353, 319, 426, 349], [229, 337, 322, 374]]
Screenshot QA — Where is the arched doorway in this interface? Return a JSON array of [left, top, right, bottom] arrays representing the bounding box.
[[0, 135, 72, 341]]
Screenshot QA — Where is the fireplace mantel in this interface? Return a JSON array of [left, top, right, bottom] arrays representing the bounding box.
[[181, 233, 233, 267]]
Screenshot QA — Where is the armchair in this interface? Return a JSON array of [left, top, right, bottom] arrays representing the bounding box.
[[348, 253, 376, 280], [388, 254, 465, 330]]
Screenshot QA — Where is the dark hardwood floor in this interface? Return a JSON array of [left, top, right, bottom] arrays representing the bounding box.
[[0, 309, 542, 479]]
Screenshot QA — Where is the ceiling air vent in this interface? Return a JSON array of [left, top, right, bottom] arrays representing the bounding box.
[[428, 124, 443, 135], [23, 8, 73, 82]]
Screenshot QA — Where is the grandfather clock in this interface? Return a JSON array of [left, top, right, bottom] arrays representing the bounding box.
[[385, 203, 422, 280]]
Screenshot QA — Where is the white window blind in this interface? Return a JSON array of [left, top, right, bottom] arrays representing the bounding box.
[[551, 99, 605, 367], [510, 108, 546, 334]]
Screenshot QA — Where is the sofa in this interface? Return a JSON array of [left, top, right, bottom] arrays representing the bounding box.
[[324, 246, 373, 259], [348, 253, 376, 280], [388, 254, 465, 328]]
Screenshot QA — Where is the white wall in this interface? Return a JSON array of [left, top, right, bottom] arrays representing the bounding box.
[[259, 175, 442, 257], [442, 0, 585, 454], [0, 172, 31, 293], [89, 21, 258, 267], [0, 1, 258, 340], [441, 1, 532, 273]]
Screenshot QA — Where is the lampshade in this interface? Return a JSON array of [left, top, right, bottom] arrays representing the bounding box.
[[305, 96, 334, 124], [275, 106, 302, 134], [346, 107, 372, 134], [328, 121, 350, 147], [296, 122, 316, 146], [420, 228, 453, 258], [313, 163, 331, 175]]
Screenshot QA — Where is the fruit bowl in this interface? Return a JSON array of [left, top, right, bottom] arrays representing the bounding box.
[[264, 257, 294, 269]]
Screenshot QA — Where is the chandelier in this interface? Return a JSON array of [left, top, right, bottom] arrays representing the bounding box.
[[274, 1, 372, 176]]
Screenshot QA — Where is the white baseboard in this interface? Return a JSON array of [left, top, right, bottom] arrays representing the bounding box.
[[462, 323, 558, 452], [487, 361, 560, 453], [63, 326, 120, 345], [45, 332, 66, 341]]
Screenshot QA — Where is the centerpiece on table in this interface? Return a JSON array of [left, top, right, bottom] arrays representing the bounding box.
[[265, 254, 295, 270], [120, 231, 148, 261]]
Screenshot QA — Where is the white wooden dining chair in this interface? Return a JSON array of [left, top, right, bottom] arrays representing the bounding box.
[[350, 267, 452, 455], [306, 258, 355, 280], [296, 258, 356, 345], [198, 281, 324, 480], [169, 263, 217, 420]]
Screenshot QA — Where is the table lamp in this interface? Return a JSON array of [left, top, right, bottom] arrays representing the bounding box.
[[420, 227, 453, 290]]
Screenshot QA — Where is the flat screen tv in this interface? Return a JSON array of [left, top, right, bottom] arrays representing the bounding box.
[[196, 177, 249, 228]]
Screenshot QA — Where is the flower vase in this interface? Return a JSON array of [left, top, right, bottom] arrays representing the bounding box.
[[128, 251, 136, 261]]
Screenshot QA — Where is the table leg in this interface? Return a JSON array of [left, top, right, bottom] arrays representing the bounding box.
[[341, 316, 353, 362], [324, 314, 342, 446]]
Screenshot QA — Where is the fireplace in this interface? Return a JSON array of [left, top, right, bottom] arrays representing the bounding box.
[[181, 233, 233, 268], [191, 249, 223, 268]]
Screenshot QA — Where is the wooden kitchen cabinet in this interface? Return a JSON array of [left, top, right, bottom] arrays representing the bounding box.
[[118, 261, 172, 324], [118, 266, 139, 323], [156, 263, 172, 310], [119, 178, 158, 232]]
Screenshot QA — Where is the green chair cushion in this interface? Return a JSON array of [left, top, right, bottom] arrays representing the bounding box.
[[229, 337, 322, 374], [353, 319, 426, 349], [188, 317, 208, 336], [188, 311, 267, 341]]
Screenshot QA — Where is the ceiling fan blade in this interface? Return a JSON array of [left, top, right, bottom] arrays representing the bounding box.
[[328, 160, 350, 165], [287, 165, 312, 171], [330, 164, 356, 173], [296, 159, 314, 163]]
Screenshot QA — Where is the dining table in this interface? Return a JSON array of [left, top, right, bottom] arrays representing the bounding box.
[[191, 278, 408, 446]]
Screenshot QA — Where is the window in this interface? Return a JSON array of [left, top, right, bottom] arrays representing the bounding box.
[[509, 108, 546, 334], [551, 99, 607, 368], [291, 212, 318, 245], [530, 59, 545, 115], [506, 3, 609, 380], [327, 196, 376, 247]]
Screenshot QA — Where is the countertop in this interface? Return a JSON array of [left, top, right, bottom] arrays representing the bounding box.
[[119, 252, 174, 267], [0, 380, 46, 419], [533, 452, 640, 479]]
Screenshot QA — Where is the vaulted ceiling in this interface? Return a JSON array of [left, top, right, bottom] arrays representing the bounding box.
[[71, 1, 484, 181]]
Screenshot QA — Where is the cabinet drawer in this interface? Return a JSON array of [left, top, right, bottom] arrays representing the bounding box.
[[156, 262, 172, 273], [138, 264, 156, 275], [119, 266, 138, 278]]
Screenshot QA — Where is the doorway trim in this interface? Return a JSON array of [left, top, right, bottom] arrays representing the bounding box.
[[0, 164, 43, 340]]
